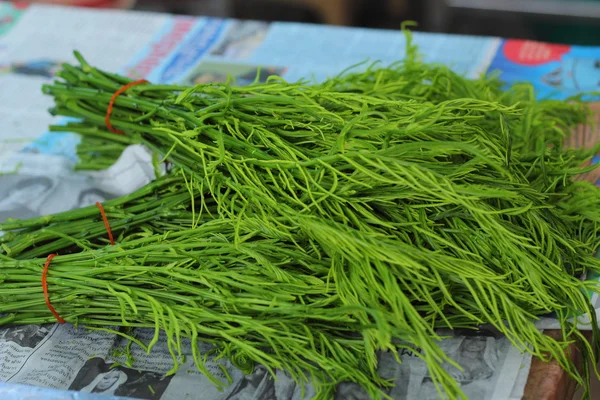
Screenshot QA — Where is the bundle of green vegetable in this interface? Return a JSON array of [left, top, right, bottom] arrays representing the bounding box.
[[2, 31, 600, 399]]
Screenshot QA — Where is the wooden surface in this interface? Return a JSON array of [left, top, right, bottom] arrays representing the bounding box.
[[523, 330, 592, 400]]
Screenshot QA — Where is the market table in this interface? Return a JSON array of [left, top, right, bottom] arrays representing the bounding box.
[[1, 2, 600, 399]]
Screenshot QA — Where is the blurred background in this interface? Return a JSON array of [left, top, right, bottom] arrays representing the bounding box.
[[20, 0, 600, 45]]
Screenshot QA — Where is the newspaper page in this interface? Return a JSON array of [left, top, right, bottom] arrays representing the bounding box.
[[0, 2, 26, 37], [488, 38, 600, 100], [0, 4, 169, 161], [0, 321, 527, 400], [0, 3, 589, 399], [123, 18, 501, 86], [0, 145, 157, 223]]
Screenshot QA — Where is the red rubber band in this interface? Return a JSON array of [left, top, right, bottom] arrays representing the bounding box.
[[96, 202, 115, 245], [42, 254, 66, 324], [105, 79, 148, 135]]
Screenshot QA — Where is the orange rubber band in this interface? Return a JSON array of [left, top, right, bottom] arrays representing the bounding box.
[[42, 254, 65, 324], [96, 202, 115, 245], [105, 79, 148, 135]]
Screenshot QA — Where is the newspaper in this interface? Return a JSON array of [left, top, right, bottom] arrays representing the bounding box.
[[0, 4, 169, 161], [0, 2, 599, 399], [0, 321, 530, 400], [0, 145, 156, 225], [488, 39, 600, 100], [0, 2, 25, 37]]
